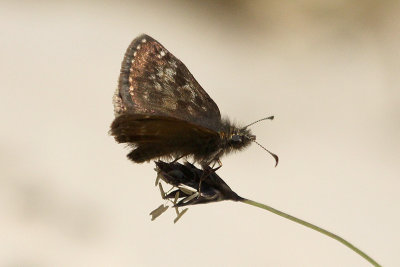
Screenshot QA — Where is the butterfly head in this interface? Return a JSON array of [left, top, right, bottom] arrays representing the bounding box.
[[227, 127, 255, 149], [220, 116, 279, 166]]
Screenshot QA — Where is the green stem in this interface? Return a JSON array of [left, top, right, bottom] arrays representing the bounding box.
[[241, 198, 381, 267]]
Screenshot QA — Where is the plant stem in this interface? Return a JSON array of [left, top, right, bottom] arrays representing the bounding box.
[[241, 198, 381, 267]]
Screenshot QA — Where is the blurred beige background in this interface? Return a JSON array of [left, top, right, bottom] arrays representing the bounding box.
[[1, 0, 399, 266]]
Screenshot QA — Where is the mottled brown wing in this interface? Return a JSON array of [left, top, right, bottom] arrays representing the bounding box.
[[113, 34, 221, 131], [110, 114, 220, 163]]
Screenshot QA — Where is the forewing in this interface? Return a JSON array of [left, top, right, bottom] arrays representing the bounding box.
[[113, 34, 221, 130]]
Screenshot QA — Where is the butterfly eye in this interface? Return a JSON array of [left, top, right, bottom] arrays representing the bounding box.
[[231, 135, 242, 142]]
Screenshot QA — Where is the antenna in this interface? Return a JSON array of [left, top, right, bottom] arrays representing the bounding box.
[[244, 116, 274, 129], [252, 139, 279, 167]]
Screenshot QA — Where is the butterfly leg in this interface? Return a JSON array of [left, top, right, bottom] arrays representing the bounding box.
[[197, 159, 222, 196], [171, 154, 188, 163], [211, 159, 223, 170]]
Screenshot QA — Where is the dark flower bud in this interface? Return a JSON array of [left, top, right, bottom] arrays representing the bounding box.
[[155, 161, 243, 207]]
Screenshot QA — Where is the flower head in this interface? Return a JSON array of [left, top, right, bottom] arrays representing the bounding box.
[[150, 161, 242, 222]]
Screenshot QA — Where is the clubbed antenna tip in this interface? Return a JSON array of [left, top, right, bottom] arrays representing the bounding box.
[[253, 139, 279, 167], [244, 115, 274, 129]]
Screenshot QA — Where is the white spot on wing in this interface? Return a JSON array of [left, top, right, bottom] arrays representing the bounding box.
[[169, 59, 177, 68], [141, 38, 147, 43], [157, 67, 164, 77], [183, 84, 196, 100], [187, 105, 194, 115], [165, 68, 175, 77], [154, 82, 162, 91]]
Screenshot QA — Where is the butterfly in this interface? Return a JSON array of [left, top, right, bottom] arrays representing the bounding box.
[[110, 34, 278, 166]]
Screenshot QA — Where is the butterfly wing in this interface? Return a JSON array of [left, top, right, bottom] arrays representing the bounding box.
[[113, 34, 221, 131], [110, 114, 220, 163]]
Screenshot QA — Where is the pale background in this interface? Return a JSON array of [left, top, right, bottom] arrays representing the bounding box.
[[1, 1, 399, 266]]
